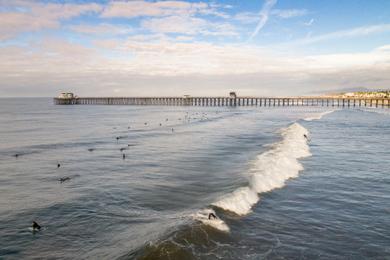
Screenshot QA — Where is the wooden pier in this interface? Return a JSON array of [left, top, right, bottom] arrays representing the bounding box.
[[54, 94, 390, 108]]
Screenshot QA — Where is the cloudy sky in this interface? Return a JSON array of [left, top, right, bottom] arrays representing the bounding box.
[[1, 0, 390, 97]]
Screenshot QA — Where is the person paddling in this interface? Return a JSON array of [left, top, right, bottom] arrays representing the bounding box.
[[32, 221, 41, 231]]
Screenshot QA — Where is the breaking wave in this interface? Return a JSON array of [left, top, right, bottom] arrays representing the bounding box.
[[304, 110, 335, 121], [212, 122, 311, 216]]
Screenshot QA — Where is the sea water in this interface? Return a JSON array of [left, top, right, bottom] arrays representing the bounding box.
[[0, 98, 389, 259]]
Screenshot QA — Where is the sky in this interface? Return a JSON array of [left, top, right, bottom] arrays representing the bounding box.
[[0, 0, 390, 97]]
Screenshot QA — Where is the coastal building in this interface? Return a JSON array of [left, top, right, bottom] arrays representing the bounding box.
[[58, 92, 74, 99], [229, 92, 237, 99]]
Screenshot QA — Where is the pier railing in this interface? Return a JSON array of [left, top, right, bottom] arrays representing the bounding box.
[[54, 97, 390, 108]]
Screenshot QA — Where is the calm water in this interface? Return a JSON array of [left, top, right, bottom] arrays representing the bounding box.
[[0, 98, 389, 259]]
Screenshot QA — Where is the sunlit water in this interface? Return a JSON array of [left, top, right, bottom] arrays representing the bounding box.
[[0, 98, 389, 259]]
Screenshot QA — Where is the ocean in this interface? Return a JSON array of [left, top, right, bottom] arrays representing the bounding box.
[[0, 98, 389, 259]]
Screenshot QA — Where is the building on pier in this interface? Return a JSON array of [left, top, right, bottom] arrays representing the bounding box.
[[58, 92, 74, 99]]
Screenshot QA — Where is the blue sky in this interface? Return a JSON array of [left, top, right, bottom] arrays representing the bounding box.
[[0, 0, 390, 97]]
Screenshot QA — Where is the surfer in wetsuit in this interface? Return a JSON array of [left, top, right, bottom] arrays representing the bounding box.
[[303, 134, 308, 140], [208, 213, 217, 220]]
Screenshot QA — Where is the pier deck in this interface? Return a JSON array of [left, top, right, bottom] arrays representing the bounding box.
[[54, 96, 390, 108]]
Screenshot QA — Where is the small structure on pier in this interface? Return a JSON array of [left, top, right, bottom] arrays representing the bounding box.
[[229, 92, 237, 99], [58, 92, 74, 99]]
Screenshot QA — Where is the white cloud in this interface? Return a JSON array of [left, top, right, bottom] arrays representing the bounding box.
[[68, 23, 133, 35], [235, 8, 307, 25], [1, 34, 390, 96], [271, 9, 308, 18], [0, 0, 234, 41], [376, 45, 390, 52], [141, 15, 207, 35], [234, 12, 259, 24], [141, 15, 237, 36], [303, 18, 314, 26], [101, 1, 210, 18], [290, 23, 390, 45], [248, 0, 278, 41], [0, 1, 102, 40]]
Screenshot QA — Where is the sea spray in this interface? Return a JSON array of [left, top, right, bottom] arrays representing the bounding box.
[[212, 123, 311, 216]]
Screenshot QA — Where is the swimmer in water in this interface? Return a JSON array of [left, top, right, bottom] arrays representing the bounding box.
[[32, 221, 41, 231]]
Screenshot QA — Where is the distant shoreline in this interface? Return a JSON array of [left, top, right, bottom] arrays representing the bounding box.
[[323, 90, 390, 99]]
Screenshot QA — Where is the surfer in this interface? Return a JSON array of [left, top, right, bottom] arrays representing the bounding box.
[[303, 134, 308, 140], [57, 163, 61, 168], [208, 213, 217, 220], [32, 221, 41, 231], [122, 154, 126, 160]]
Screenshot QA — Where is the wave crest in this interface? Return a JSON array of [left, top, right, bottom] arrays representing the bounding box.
[[304, 110, 335, 121], [212, 123, 311, 216]]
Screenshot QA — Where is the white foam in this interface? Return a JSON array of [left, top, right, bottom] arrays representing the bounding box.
[[304, 110, 335, 121], [212, 187, 258, 216], [211, 123, 311, 216]]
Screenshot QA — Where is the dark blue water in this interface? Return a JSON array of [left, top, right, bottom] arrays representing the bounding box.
[[0, 98, 389, 259]]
